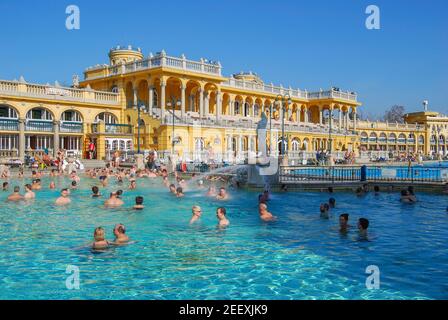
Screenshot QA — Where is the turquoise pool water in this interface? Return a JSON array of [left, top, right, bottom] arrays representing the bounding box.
[[0, 176, 447, 300]]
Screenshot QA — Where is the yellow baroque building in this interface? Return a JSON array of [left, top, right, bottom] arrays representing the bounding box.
[[0, 45, 447, 162]]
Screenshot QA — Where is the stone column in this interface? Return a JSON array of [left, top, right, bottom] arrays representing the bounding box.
[[160, 80, 166, 120], [329, 107, 334, 128], [296, 108, 300, 123], [353, 110, 357, 130], [345, 112, 349, 130], [319, 106, 323, 125], [216, 91, 222, 121], [181, 83, 186, 119], [199, 88, 204, 117], [204, 91, 209, 116], [338, 109, 342, 128], [148, 85, 154, 115], [19, 118, 26, 160], [53, 121, 60, 157], [133, 86, 138, 107], [304, 107, 308, 123]]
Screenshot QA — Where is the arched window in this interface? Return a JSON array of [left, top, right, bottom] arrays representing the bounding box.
[[61, 110, 82, 122], [360, 132, 368, 143], [0, 105, 18, 119], [291, 139, 301, 151], [388, 133, 396, 143], [26, 108, 53, 120], [234, 101, 240, 115], [95, 112, 118, 124], [110, 85, 119, 93], [254, 104, 260, 117]]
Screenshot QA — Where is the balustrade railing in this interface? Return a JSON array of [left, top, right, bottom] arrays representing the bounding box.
[[25, 120, 53, 132], [60, 121, 83, 133], [0, 118, 19, 131]]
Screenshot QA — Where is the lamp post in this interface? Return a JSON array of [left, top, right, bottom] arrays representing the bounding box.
[[133, 102, 147, 154], [328, 108, 333, 154], [268, 103, 273, 156], [167, 97, 182, 155], [275, 94, 292, 157]]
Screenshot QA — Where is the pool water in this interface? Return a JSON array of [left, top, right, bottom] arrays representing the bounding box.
[[0, 176, 447, 300]]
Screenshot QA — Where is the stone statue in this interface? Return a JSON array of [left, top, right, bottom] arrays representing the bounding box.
[[256, 112, 269, 165]]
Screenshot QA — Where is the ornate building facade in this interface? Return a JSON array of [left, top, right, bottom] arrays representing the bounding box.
[[0, 45, 446, 162]]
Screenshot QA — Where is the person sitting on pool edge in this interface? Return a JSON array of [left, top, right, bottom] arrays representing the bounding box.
[[358, 218, 369, 238], [91, 186, 101, 198], [24, 184, 35, 200], [112, 224, 129, 244], [55, 188, 71, 206], [92, 227, 110, 250], [7, 186, 24, 202], [104, 192, 124, 208], [329, 197, 336, 208], [216, 207, 229, 227], [190, 205, 202, 224], [339, 213, 350, 233], [259, 203, 276, 222], [320, 203, 330, 219], [133, 196, 144, 210]]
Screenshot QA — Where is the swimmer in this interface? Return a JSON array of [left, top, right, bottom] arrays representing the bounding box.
[[70, 171, 80, 182], [176, 187, 184, 198], [104, 192, 124, 208], [407, 186, 417, 202], [400, 190, 416, 203], [112, 224, 129, 244], [116, 189, 123, 199], [24, 184, 35, 200], [49, 181, 56, 189], [339, 213, 350, 233], [320, 203, 330, 219], [216, 187, 229, 200], [206, 185, 217, 197], [355, 187, 364, 196], [70, 181, 78, 189], [197, 179, 205, 189], [358, 218, 369, 238], [91, 186, 101, 198], [169, 184, 177, 194], [55, 188, 71, 206], [133, 196, 144, 210], [329, 197, 336, 208], [128, 179, 137, 190], [189, 205, 202, 224], [373, 185, 380, 194], [259, 203, 276, 222], [31, 179, 42, 190], [2, 182, 8, 191], [216, 207, 229, 227], [92, 227, 110, 250], [99, 176, 108, 187], [7, 186, 24, 202]]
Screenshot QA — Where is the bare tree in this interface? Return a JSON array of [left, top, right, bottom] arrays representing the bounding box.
[[383, 105, 405, 123]]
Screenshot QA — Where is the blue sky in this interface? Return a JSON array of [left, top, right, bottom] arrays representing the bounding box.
[[0, 0, 447, 118]]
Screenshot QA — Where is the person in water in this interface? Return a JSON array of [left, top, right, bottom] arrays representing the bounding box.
[[133, 196, 144, 210], [176, 187, 184, 198], [91, 186, 101, 198], [407, 186, 417, 202], [320, 203, 330, 219], [169, 184, 177, 194], [71, 180, 78, 189], [216, 187, 229, 200], [104, 192, 124, 208], [216, 207, 230, 227], [259, 203, 276, 222], [329, 197, 336, 208], [189, 205, 202, 224], [112, 224, 129, 244], [400, 189, 416, 203], [129, 179, 137, 190], [373, 185, 380, 194], [49, 181, 56, 189], [7, 186, 24, 202], [116, 189, 123, 199], [2, 182, 8, 191], [358, 218, 369, 238], [92, 227, 110, 249], [31, 179, 42, 190], [339, 213, 350, 233], [24, 184, 35, 200], [55, 188, 71, 206], [206, 185, 217, 197]]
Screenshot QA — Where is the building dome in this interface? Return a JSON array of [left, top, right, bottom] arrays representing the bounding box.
[[109, 45, 144, 66]]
